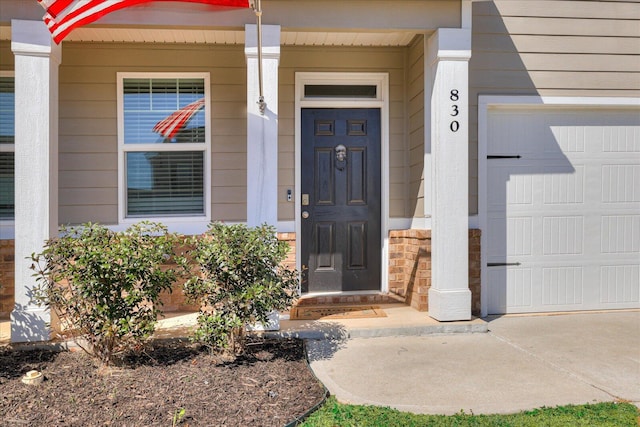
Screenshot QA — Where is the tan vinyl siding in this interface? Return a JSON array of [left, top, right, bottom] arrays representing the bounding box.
[[58, 43, 247, 225], [469, 0, 640, 214], [407, 35, 425, 219], [0, 41, 13, 70], [278, 45, 409, 221]]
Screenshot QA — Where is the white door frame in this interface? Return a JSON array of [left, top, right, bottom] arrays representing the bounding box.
[[478, 95, 640, 317], [295, 72, 390, 295]]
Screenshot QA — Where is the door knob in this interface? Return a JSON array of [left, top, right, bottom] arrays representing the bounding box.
[[301, 211, 310, 219]]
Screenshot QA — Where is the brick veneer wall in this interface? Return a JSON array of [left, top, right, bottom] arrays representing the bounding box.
[[0, 240, 15, 318], [469, 229, 482, 315], [0, 240, 14, 318], [2, 231, 483, 317], [388, 229, 482, 316], [0, 234, 298, 316], [158, 233, 297, 312], [277, 232, 296, 272]]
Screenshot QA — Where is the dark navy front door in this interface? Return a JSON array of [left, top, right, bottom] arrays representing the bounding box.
[[301, 108, 381, 293]]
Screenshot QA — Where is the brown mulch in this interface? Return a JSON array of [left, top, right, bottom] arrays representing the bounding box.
[[0, 338, 327, 427]]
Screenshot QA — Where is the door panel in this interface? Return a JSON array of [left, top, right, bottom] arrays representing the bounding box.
[[301, 108, 381, 293]]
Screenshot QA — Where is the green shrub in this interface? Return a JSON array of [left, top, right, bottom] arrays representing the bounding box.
[[182, 222, 299, 354], [31, 222, 180, 366]]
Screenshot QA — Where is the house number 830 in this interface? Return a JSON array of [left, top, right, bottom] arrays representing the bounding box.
[[449, 89, 460, 133]]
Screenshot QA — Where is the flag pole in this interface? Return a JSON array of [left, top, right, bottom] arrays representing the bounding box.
[[254, 0, 266, 114]]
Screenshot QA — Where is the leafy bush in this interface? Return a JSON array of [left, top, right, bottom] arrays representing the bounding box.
[[31, 222, 180, 366], [182, 223, 299, 354]]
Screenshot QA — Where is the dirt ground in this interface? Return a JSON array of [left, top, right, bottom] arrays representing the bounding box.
[[0, 338, 327, 427]]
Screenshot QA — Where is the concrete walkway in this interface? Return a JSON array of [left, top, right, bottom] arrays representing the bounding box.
[[306, 310, 640, 415]]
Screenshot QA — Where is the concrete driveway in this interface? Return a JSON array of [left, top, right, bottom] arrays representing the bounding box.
[[306, 310, 640, 415]]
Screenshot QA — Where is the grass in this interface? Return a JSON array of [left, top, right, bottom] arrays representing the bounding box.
[[300, 397, 639, 427]]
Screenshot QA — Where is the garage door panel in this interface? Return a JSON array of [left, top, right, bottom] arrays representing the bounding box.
[[600, 126, 640, 153], [506, 173, 534, 206], [507, 216, 534, 257], [486, 106, 640, 314], [600, 264, 640, 304], [549, 126, 586, 154], [543, 165, 584, 204], [601, 164, 640, 203], [487, 214, 534, 259], [488, 266, 533, 313], [486, 164, 536, 209], [600, 215, 640, 254], [542, 216, 584, 255], [542, 266, 584, 306]]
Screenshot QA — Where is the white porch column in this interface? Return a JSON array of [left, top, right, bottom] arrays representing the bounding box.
[[245, 24, 280, 227], [10, 20, 61, 342], [426, 29, 472, 321]]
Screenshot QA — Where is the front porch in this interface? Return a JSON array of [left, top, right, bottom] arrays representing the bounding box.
[[2, 0, 476, 342]]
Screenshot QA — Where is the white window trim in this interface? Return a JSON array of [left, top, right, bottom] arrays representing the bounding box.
[[116, 72, 212, 232], [294, 72, 390, 293], [0, 71, 15, 240]]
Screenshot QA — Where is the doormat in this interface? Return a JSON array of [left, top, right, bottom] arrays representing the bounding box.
[[290, 305, 387, 320]]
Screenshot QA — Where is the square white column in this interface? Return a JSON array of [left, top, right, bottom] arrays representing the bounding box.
[[10, 20, 61, 342], [245, 24, 280, 227], [426, 29, 472, 321]]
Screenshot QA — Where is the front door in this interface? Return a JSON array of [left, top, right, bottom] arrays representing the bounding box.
[[301, 108, 381, 293]]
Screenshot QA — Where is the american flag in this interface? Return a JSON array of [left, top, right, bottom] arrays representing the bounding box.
[[37, 0, 254, 44], [152, 98, 205, 140]]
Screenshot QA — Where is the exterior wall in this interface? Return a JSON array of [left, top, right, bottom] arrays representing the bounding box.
[[407, 35, 425, 219], [278, 45, 410, 221], [58, 43, 248, 225], [389, 229, 481, 315], [57, 43, 418, 225], [0, 41, 13, 70], [468, 0, 640, 214], [0, 240, 14, 317]]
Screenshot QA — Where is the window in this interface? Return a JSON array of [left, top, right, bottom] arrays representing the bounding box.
[[0, 74, 14, 221], [118, 73, 210, 222], [304, 84, 377, 98]]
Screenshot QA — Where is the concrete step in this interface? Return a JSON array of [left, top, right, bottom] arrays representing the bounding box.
[[266, 304, 487, 340]]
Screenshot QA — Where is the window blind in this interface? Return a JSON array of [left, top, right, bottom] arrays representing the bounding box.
[[126, 151, 204, 217], [123, 78, 205, 144], [0, 152, 14, 219], [122, 76, 207, 218]]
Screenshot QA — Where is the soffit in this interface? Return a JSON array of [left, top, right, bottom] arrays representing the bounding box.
[[0, 26, 418, 46]]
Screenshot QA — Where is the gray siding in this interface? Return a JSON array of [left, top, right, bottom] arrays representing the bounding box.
[[407, 36, 425, 219], [60, 43, 414, 225], [58, 43, 247, 225], [278, 45, 409, 221], [469, 0, 640, 213], [0, 42, 13, 70]]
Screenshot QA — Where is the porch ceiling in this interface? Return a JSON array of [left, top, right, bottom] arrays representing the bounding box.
[[0, 26, 419, 46]]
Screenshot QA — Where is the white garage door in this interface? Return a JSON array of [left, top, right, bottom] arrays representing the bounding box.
[[486, 107, 640, 314]]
